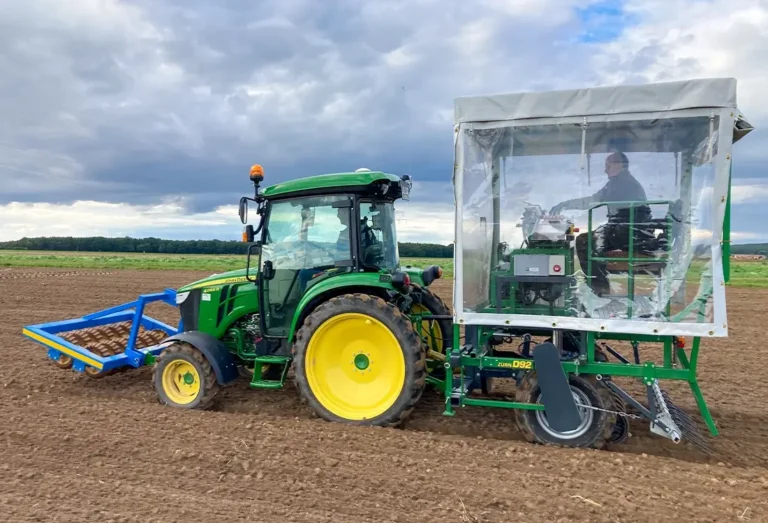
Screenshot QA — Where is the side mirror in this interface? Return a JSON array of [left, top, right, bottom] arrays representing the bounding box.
[[262, 260, 275, 280], [239, 197, 248, 224]]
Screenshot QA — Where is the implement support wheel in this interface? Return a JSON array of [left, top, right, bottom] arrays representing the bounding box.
[[152, 342, 218, 410], [292, 293, 426, 427], [515, 372, 615, 449], [53, 353, 73, 370]]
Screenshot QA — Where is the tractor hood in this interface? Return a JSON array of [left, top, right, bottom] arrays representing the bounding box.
[[177, 268, 255, 292]]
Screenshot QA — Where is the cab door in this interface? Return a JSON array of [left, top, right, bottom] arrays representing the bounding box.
[[257, 194, 354, 337]]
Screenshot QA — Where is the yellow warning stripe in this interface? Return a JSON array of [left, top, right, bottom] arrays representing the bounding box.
[[184, 276, 251, 290], [22, 328, 103, 369]]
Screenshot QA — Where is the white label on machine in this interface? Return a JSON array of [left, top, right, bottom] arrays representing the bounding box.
[[549, 255, 565, 275], [202, 293, 212, 302], [527, 267, 539, 273]]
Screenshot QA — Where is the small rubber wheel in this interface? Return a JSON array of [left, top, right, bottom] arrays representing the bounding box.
[[292, 293, 426, 427], [152, 342, 218, 410], [53, 353, 73, 370], [84, 365, 111, 379], [515, 372, 616, 449]]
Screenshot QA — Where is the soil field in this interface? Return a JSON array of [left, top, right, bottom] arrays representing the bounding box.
[[2, 267, 768, 522]]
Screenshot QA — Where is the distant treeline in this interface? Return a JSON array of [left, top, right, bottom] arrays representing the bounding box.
[[0, 236, 454, 258], [731, 243, 768, 256]]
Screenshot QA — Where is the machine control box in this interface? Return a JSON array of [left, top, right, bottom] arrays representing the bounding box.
[[513, 254, 565, 276]]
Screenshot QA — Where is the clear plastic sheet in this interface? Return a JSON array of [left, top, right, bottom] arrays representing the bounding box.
[[454, 108, 739, 336]]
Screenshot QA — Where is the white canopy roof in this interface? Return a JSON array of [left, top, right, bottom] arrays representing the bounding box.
[[456, 77, 750, 132]]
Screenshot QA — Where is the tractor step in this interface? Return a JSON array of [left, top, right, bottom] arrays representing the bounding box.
[[22, 290, 179, 377], [249, 356, 291, 389]]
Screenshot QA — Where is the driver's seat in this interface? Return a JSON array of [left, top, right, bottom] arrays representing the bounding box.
[[603, 199, 682, 275]]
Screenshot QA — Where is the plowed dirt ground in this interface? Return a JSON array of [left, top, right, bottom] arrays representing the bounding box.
[[2, 267, 768, 523]]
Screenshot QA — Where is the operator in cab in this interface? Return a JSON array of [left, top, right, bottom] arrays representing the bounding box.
[[549, 151, 651, 296]]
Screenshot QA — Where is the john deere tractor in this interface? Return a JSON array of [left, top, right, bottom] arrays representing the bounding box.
[[151, 165, 449, 424]]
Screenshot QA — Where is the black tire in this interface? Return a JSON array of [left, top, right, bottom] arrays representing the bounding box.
[[292, 293, 426, 427], [411, 284, 452, 353], [607, 387, 630, 444], [515, 372, 616, 449], [410, 284, 452, 382], [152, 342, 219, 410]]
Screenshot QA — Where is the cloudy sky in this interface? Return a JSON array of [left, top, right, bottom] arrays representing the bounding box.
[[1, 0, 767, 245]]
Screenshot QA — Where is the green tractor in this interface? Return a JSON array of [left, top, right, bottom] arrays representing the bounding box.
[[151, 165, 450, 424]]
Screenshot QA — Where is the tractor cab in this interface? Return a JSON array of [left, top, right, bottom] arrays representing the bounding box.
[[238, 166, 413, 337]]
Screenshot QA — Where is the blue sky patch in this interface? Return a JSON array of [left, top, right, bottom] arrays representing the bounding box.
[[576, 0, 637, 43]]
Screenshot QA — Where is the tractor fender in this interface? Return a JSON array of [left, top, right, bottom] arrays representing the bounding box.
[[161, 331, 239, 385], [288, 276, 394, 342]]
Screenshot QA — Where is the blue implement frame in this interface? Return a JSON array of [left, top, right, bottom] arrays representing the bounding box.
[[22, 289, 180, 373]]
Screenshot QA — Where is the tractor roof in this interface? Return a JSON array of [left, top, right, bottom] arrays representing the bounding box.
[[260, 170, 405, 200]]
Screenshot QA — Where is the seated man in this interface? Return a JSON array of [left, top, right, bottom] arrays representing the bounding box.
[[336, 206, 351, 255], [550, 152, 651, 296], [335, 206, 379, 265]]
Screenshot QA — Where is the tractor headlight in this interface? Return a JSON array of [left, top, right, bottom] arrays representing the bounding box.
[[175, 291, 190, 305]]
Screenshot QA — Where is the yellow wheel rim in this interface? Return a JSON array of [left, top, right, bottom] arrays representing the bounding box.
[[161, 360, 201, 405], [411, 304, 443, 352], [305, 313, 405, 420]]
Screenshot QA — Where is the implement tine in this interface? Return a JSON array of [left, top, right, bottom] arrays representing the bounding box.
[[661, 387, 713, 454]]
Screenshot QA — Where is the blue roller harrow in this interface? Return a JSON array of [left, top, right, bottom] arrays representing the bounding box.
[[22, 289, 180, 377]]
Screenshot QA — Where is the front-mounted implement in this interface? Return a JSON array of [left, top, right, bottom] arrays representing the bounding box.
[[23, 290, 179, 377]]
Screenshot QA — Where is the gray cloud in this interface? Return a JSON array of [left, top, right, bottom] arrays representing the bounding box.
[[1, 0, 766, 221]]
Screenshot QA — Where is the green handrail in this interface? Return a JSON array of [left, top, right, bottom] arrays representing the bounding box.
[[586, 200, 674, 318]]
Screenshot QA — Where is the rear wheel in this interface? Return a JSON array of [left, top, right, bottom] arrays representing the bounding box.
[[410, 285, 451, 355], [514, 372, 615, 449], [152, 343, 218, 410], [292, 293, 426, 426], [409, 285, 452, 382]]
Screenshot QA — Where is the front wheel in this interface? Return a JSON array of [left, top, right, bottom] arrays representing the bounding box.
[[292, 293, 426, 426], [515, 372, 615, 449], [152, 342, 219, 410]]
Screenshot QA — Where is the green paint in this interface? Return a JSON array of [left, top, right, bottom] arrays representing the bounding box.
[[587, 200, 674, 319], [177, 268, 255, 292], [400, 265, 426, 287], [354, 353, 370, 370], [260, 171, 401, 199], [249, 356, 291, 390], [183, 372, 195, 385], [462, 398, 545, 410], [723, 165, 732, 283], [287, 272, 398, 341]]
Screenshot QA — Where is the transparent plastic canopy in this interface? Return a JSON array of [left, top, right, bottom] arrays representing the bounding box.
[[452, 78, 754, 337]]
